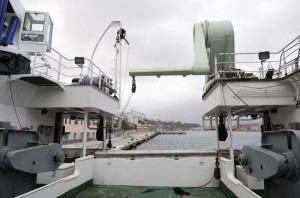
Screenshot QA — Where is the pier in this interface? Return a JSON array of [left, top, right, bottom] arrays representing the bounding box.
[[63, 131, 158, 157], [160, 131, 186, 134]]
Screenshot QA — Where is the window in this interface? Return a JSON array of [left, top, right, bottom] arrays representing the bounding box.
[[21, 12, 46, 42], [23, 12, 46, 32]]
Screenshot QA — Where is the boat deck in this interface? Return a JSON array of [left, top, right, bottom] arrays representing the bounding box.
[[71, 186, 227, 198]]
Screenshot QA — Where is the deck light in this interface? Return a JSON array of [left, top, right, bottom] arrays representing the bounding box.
[[75, 57, 84, 67], [258, 51, 270, 61]]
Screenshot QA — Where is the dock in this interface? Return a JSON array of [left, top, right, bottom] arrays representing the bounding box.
[[160, 131, 187, 134], [63, 131, 158, 157]]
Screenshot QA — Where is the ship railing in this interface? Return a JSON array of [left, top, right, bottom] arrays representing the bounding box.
[[30, 43, 115, 95], [215, 35, 300, 80]]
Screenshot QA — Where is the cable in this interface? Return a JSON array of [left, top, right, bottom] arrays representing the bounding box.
[[8, 76, 23, 129], [222, 81, 263, 119], [120, 77, 136, 117], [223, 81, 279, 132], [220, 83, 233, 149], [121, 43, 130, 103], [142, 175, 215, 194], [186, 175, 215, 189], [120, 93, 133, 116], [88, 142, 104, 155], [221, 82, 227, 113], [229, 77, 300, 90]]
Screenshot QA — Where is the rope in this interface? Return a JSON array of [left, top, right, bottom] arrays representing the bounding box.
[[8, 76, 23, 129], [121, 43, 130, 102], [120, 77, 136, 117], [120, 93, 133, 117]]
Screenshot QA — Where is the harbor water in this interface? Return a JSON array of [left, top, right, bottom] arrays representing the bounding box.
[[137, 130, 261, 150]]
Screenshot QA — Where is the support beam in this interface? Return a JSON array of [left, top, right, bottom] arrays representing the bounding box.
[[215, 117, 220, 150], [103, 116, 107, 151], [227, 109, 235, 171], [82, 108, 88, 157]]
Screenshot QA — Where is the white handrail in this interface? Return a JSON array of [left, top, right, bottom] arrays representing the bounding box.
[[216, 35, 300, 80], [30, 43, 115, 95]]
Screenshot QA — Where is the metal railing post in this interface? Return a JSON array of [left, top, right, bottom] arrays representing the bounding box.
[[297, 37, 300, 70], [260, 61, 264, 78], [214, 55, 218, 79], [32, 51, 38, 76], [90, 62, 94, 85], [44, 55, 49, 77], [283, 51, 287, 76], [57, 55, 62, 81], [118, 25, 122, 108], [98, 70, 101, 89]]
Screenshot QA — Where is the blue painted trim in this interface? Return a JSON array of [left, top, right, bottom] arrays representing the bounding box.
[[1, 16, 18, 46]]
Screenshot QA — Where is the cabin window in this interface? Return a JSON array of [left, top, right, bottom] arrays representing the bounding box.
[[23, 12, 46, 32]]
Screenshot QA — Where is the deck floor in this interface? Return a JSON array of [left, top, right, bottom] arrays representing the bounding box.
[[72, 186, 227, 198]]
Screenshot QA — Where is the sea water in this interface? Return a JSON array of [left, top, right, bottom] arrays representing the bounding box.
[[137, 130, 261, 150]]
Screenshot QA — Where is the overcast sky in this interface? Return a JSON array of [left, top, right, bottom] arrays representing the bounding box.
[[22, 0, 300, 124]]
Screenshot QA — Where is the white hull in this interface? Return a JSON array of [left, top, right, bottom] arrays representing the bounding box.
[[17, 153, 262, 198]]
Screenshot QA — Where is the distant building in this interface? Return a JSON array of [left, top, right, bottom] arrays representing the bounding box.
[[63, 118, 96, 144], [124, 110, 146, 125], [137, 123, 151, 130]]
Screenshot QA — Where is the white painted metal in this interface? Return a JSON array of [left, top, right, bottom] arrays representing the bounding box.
[[82, 108, 88, 157], [89, 21, 121, 76], [37, 163, 75, 185], [114, 46, 118, 91], [9, 0, 26, 19], [118, 25, 122, 107], [93, 157, 218, 187], [0, 78, 119, 116], [227, 109, 235, 172], [16, 156, 94, 198], [18, 12, 53, 54], [236, 166, 264, 190], [202, 82, 295, 117], [20, 157, 259, 198], [215, 116, 220, 149], [219, 158, 261, 198], [193, 23, 210, 74], [28, 85, 119, 115]]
